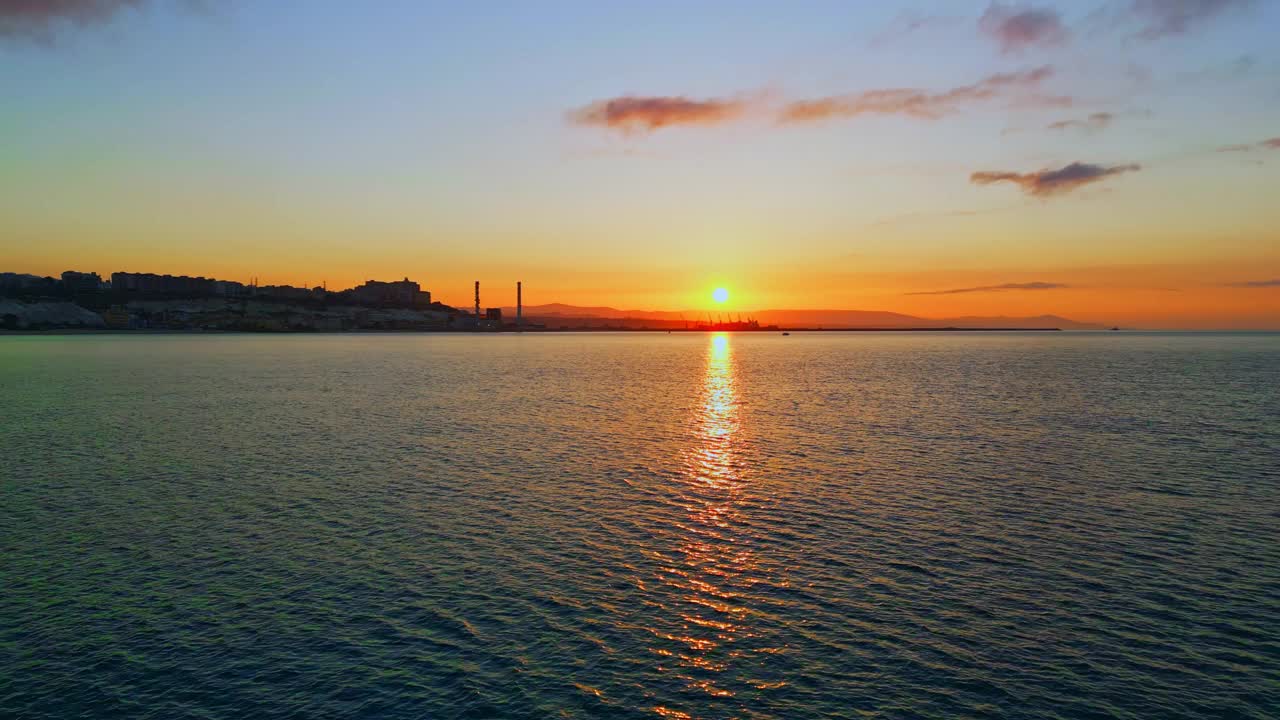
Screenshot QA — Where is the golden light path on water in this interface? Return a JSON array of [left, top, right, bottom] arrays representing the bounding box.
[[652, 333, 782, 720]]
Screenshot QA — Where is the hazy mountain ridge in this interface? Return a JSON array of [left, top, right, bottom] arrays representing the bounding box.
[[502, 304, 1105, 329]]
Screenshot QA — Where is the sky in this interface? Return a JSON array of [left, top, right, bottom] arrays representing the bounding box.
[[2, 0, 1279, 328]]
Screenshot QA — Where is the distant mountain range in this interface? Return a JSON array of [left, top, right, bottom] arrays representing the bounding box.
[[500, 303, 1105, 330]]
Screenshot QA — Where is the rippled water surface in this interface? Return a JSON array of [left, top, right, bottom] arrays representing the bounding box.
[[3, 332, 1278, 719]]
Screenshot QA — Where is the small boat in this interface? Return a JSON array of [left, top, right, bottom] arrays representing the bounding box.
[[782, 332, 790, 336], [1110, 326, 1120, 331]]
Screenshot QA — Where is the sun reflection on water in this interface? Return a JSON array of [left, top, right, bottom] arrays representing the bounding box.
[[650, 333, 778, 717]]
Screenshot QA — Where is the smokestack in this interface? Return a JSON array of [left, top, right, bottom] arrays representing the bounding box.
[[474, 281, 480, 320], [517, 282, 522, 326]]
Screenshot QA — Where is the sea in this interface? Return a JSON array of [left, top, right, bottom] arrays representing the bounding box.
[[2, 332, 1277, 719]]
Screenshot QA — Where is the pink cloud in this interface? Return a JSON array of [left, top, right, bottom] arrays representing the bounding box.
[[569, 95, 746, 133], [780, 66, 1061, 123], [980, 3, 1070, 53]]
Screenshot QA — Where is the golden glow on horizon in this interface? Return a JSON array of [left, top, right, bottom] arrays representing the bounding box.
[[6, 241, 1278, 327], [712, 287, 729, 304]]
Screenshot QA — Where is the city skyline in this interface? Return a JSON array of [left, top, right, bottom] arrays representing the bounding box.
[[3, 1, 1279, 328]]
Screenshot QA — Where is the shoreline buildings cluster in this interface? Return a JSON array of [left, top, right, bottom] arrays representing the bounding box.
[[3, 269, 791, 332], [1, 270, 531, 332], [5, 271, 435, 308]]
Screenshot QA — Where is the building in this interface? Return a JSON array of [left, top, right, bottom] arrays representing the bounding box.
[[110, 272, 215, 296], [109, 272, 137, 291], [214, 280, 248, 297], [0, 273, 51, 291], [485, 307, 503, 325], [258, 284, 313, 301], [348, 278, 431, 308], [61, 271, 103, 292]]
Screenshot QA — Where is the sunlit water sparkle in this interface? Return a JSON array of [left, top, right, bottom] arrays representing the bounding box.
[[2, 332, 1277, 719]]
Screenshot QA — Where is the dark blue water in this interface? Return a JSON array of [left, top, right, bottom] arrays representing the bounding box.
[[2, 333, 1277, 719]]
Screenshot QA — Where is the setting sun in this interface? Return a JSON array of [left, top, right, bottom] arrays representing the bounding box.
[[712, 287, 729, 304]]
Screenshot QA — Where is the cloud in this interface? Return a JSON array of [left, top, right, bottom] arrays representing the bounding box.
[[1047, 112, 1115, 131], [1224, 279, 1280, 288], [0, 0, 144, 41], [569, 95, 747, 133], [907, 282, 1069, 295], [980, 3, 1069, 53], [780, 66, 1059, 123], [1216, 137, 1280, 152], [1130, 0, 1257, 40], [971, 162, 1141, 197]]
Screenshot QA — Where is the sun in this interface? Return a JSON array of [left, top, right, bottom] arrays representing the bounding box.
[[712, 287, 729, 304]]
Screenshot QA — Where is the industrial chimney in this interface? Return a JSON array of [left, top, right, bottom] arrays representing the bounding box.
[[474, 281, 480, 321], [517, 282, 522, 327]]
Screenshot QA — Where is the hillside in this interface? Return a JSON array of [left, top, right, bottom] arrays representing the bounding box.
[[502, 304, 1104, 330]]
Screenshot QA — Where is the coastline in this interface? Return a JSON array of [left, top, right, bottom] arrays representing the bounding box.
[[1, 326, 1068, 335]]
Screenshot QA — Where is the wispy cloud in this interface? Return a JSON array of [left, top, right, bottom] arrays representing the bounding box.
[[971, 162, 1141, 197], [1224, 279, 1280, 288], [1130, 0, 1257, 40], [1047, 112, 1115, 131], [571, 69, 1069, 134], [980, 3, 1069, 53], [907, 281, 1069, 295], [0, 0, 143, 41], [569, 95, 748, 134], [1216, 136, 1280, 152], [780, 66, 1060, 123]]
